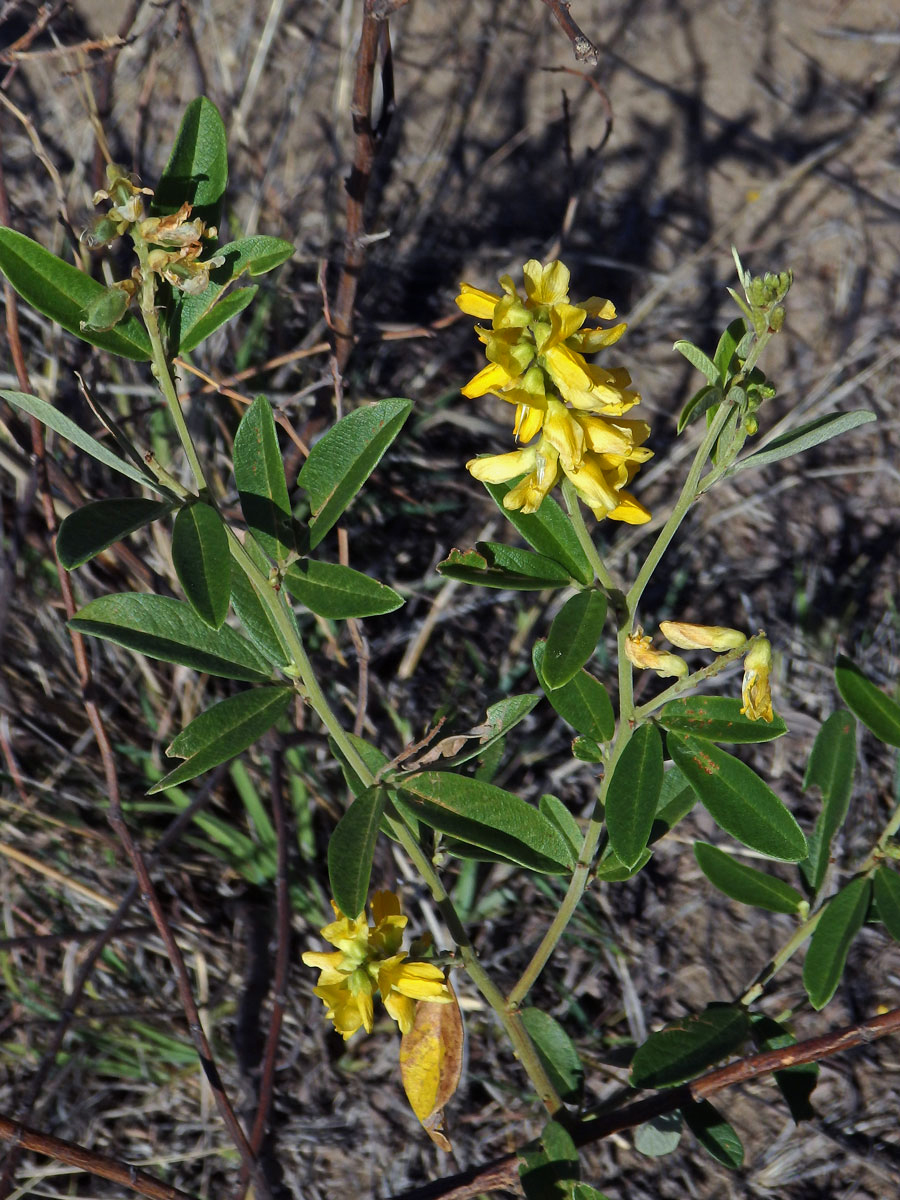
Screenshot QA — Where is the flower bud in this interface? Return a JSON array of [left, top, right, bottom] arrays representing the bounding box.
[[660, 621, 747, 652], [625, 628, 688, 678], [78, 282, 134, 332]]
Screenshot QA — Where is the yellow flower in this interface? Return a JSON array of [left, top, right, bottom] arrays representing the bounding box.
[[456, 259, 631, 420], [302, 890, 452, 1039], [660, 621, 748, 652], [624, 627, 688, 678], [457, 259, 651, 520], [741, 638, 774, 721]]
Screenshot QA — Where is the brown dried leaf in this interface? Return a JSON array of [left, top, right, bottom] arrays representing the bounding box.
[[399, 982, 464, 1150]]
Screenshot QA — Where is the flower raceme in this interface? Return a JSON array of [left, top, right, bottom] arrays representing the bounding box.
[[302, 890, 452, 1040], [457, 259, 652, 522]]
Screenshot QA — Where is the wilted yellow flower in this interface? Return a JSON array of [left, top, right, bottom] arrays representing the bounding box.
[[625, 627, 688, 678], [302, 890, 451, 1039], [741, 638, 774, 721], [660, 621, 748, 652]]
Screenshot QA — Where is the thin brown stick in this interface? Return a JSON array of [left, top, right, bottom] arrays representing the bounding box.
[[330, 0, 404, 372], [231, 743, 292, 1200], [390, 1006, 900, 1200], [538, 0, 600, 65], [0, 1112, 200, 1200]]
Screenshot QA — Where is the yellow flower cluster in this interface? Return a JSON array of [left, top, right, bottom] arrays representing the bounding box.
[[302, 891, 451, 1039], [457, 259, 652, 522]]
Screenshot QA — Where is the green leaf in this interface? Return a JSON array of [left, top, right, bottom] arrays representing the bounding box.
[[571, 737, 605, 762], [658, 696, 787, 743], [668, 732, 807, 862], [803, 876, 872, 1009], [874, 866, 900, 942], [519, 1008, 584, 1103], [533, 640, 615, 742], [751, 1014, 818, 1122], [172, 503, 231, 629], [650, 764, 697, 843], [518, 1120, 579, 1200], [834, 655, 900, 748], [694, 841, 805, 914], [57, 498, 172, 568], [282, 559, 403, 619], [633, 1112, 683, 1157], [395, 772, 575, 874], [329, 733, 390, 799], [148, 686, 292, 792], [539, 795, 583, 863], [297, 398, 412, 549], [437, 543, 572, 590], [630, 1004, 750, 1089], [0, 229, 152, 360], [682, 1100, 744, 1168], [801, 709, 857, 893], [713, 318, 747, 379], [595, 845, 652, 881], [606, 724, 663, 869], [229, 557, 292, 668], [216, 235, 295, 279], [233, 395, 295, 563], [153, 96, 227, 224], [328, 787, 388, 918], [173, 236, 293, 353], [175, 286, 257, 355], [732, 411, 876, 474], [542, 589, 607, 689], [1, 390, 162, 489], [69, 593, 272, 681], [483, 482, 592, 586], [676, 383, 723, 434], [673, 339, 719, 384]]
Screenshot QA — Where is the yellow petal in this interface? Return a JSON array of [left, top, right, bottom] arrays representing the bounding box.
[[455, 283, 500, 319], [625, 632, 688, 677], [523, 259, 570, 305], [543, 402, 585, 471], [467, 447, 536, 483], [461, 361, 515, 398], [515, 404, 545, 442], [605, 491, 652, 524], [660, 622, 747, 651]]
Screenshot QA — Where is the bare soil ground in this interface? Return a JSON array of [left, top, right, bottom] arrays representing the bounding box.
[[1, 2, 900, 1198]]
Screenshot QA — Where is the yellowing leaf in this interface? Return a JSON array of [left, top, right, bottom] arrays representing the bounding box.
[[399, 983, 464, 1150]]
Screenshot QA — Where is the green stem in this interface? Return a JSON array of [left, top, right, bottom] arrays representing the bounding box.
[[133, 238, 208, 491], [740, 905, 825, 1007], [626, 404, 732, 617], [224, 529, 375, 788], [632, 637, 758, 722], [507, 729, 633, 1008], [561, 479, 617, 592], [741, 794, 900, 1007], [388, 815, 563, 1114]]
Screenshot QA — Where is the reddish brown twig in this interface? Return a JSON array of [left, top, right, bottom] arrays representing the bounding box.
[[232, 743, 293, 1200], [390, 1006, 900, 1200], [0, 1112, 200, 1200], [539, 0, 601, 64], [330, 0, 404, 372]]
